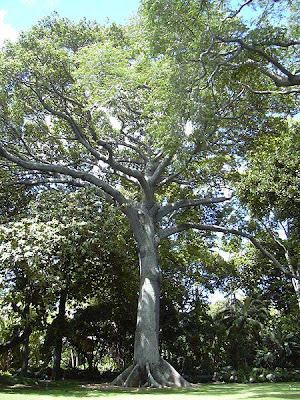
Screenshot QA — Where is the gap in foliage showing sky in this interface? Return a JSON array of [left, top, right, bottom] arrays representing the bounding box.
[[0, 0, 141, 46]]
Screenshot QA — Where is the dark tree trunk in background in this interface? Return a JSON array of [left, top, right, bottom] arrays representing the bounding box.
[[52, 289, 67, 381], [0, 326, 32, 356], [19, 335, 30, 377]]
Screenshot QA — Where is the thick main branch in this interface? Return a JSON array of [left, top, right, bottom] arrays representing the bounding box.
[[0, 146, 125, 205]]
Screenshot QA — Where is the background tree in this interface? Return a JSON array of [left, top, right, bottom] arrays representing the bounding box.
[[238, 120, 300, 309], [0, 188, 138, 378], [215, 296, 269, 370]]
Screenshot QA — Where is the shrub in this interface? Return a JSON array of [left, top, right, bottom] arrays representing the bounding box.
[[0, 371, 13, 386]]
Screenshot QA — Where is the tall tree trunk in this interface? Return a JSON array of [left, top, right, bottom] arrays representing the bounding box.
[[19, 336, 30, 377], [134, 232, 161, 370], [70, 349, 74, 368], [52, 289, 67, 381], [286, 250, 300, 312], [112, 207, 189, 387]]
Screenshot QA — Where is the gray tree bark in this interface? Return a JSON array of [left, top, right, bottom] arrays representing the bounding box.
[[284, 248, 300, 312], [291, 277, 300, 311], [112, 205, 190, 387]]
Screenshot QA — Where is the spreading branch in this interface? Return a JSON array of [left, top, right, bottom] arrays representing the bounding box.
[[240, 83, 300, 95], [2, 178, 116, 203], [150, 154, 174, 186], [217, 37, 300, 87], [223, 0, 255, 21], [0, 146, 125, 205], [160, 223, 300, 281], [25, 83, 148, 188], [157, 196, 232, 220], [96, 137, 147, 186]]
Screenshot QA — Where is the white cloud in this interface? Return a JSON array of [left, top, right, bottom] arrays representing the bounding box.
[[0, 10, 18, 47]]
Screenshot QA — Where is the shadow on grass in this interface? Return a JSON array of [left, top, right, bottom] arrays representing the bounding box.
[[0, 381, 299, 398]]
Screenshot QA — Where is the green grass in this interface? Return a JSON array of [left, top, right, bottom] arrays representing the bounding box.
[[0, 381, 300, 400]]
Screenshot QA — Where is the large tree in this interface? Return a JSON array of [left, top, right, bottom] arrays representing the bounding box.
[[0, 5, 299, 386]]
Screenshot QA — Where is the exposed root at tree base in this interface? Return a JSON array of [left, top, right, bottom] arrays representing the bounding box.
[[111, 358, 190, 388]]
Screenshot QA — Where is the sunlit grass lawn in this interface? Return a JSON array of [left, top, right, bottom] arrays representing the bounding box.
[[1, 381, 300, 400]]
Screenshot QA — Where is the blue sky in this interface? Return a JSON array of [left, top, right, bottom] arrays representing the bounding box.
[[0, 0, 141, 45]]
